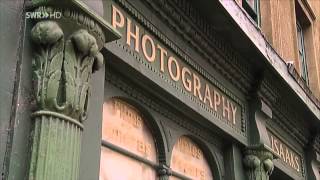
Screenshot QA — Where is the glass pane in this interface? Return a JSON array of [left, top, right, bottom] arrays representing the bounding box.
[[302, 59, 308, 80], [297, 32, 302, 50], [101, 99, 157, 162], [246, 0, 255, 10], [100, 99, 157, 180], [296, 21, 308, 83], [170, 136, 213, 180], [100, 147, 156, 180]]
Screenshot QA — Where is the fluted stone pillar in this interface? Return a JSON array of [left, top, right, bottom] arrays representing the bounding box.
[[27, 1, 120, 179]]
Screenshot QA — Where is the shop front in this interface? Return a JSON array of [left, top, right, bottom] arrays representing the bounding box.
[[87, 1, 320, 179], [96, 1, 245, 179], [2, 0, 320, 180]]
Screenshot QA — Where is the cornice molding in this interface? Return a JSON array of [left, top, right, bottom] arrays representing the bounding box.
[[133, 0, 311, 147], [260, 72, 309, 147], [310, 133, 320, 154], [220, 0, 320, 122], [140, 0, 254, 94], [288, 64, 320, 111], [116, 0, 312, 147]]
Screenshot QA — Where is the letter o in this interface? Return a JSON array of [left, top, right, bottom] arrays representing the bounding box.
[[168, 56, 180, 81], [142, 34, 156, 62]]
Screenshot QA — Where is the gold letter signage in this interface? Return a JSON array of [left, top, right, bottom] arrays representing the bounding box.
[[268, 131, 302, 173], [100, 99, 157, 179], [108, 4, 243, 131], [170, 136, 213, 180]]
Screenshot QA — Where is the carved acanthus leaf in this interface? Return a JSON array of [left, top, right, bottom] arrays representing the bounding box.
[[31, 20, 104, 121]]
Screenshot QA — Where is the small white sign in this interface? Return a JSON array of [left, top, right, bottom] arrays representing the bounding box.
[[26, 11, 62, 19]]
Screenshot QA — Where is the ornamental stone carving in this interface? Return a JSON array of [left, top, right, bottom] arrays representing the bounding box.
[[27, 2, 120, 180], [243, 97, 275, 180], [243, 148, 274, 180], [31, 20, 103, 121]]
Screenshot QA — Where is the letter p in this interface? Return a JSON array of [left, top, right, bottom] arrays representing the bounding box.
[[112, 5, 124, 29]]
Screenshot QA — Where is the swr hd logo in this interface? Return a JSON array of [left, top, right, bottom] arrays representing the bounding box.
[[26, 11, 62, 19]]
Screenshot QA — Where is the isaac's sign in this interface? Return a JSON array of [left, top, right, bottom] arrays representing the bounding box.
[[268, 131, 302, 173]]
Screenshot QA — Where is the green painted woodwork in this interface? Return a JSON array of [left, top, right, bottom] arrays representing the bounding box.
[[243, 98, 275, 180], [1, 0, 316, 179], [29, 19, 102, 180], [157, 164, 170, 180], [224, 145, 246, 180], [29, 112, 82, 180], [248, 98, 272, 148], [26, 1, 120, 179], [306, 143, 320, 180], [31, 20, 102, 121], [243, 147, 274, 180]]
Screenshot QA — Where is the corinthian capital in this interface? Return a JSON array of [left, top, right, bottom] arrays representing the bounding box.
[[27, 2, 120, 179], [243, 147, 274, 180], [31, 19, 103, 121], [30, 4, 111, 121]]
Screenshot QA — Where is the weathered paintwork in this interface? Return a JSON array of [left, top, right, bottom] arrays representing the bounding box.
[[1, 0, 320, 180]]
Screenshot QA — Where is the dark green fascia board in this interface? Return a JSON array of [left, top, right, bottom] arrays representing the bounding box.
[[248, 99, 280, 159], [248, 143, 280, 159], [27, 0, 121, 42]]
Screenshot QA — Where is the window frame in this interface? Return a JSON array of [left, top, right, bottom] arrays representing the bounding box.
[[99, 98, 159, 179], [242, 0, 260, 26], [296, 21, 309, 85]]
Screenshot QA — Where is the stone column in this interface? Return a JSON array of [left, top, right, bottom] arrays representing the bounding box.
[[243, 97, 276, 180], [243, 147, 274, 180], [27, 2, 120, 180]]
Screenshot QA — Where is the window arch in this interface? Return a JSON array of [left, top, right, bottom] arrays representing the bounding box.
[[99, 98, 159, 180], [169, 136, 215, 180]]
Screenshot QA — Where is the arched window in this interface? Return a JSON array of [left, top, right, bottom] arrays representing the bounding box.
[[170, 136, 213, 180], [99, 99, 158, 180]]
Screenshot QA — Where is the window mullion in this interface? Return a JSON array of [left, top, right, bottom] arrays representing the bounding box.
[[101, 140, 158, 169]]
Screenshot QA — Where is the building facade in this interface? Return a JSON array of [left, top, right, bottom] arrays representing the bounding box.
[[1, 0, 320, 180]]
